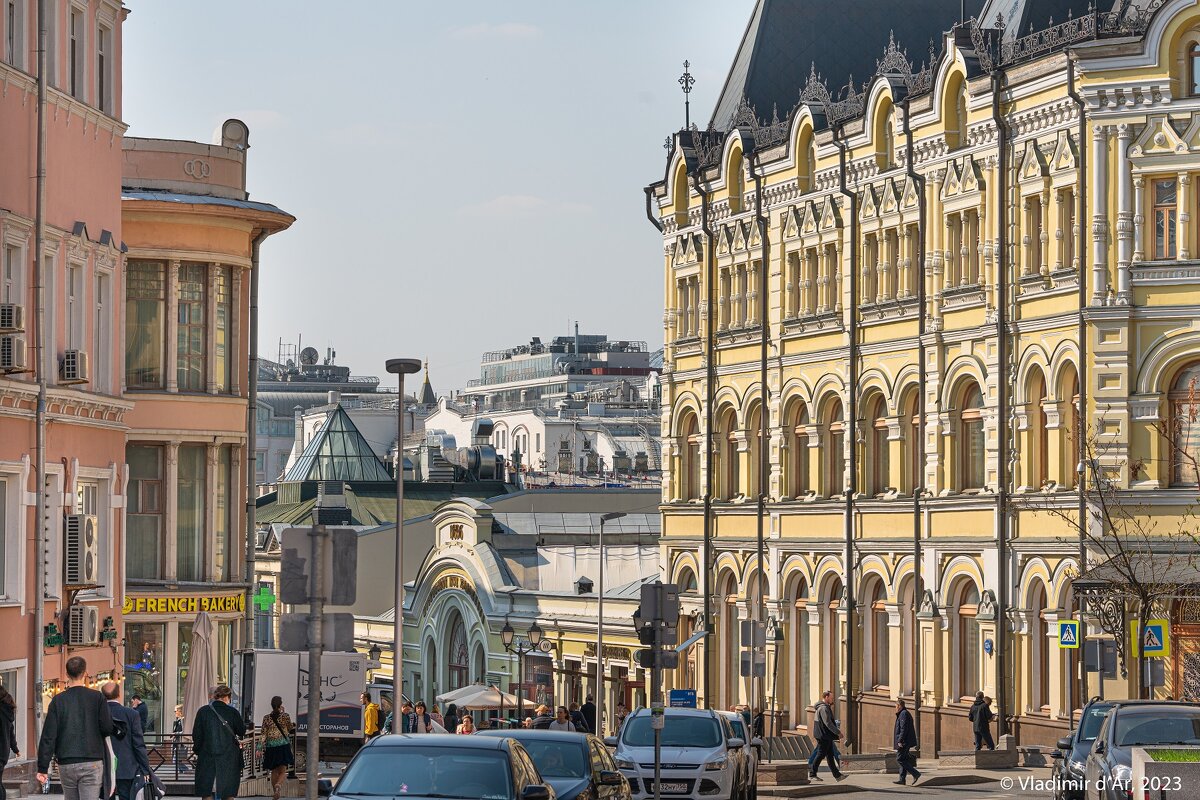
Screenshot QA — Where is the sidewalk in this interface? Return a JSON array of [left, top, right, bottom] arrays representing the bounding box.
[[758, 761, 1053, 797]]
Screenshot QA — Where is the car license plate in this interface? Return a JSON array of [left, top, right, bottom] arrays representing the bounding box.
[[648, 783, 688, 794]]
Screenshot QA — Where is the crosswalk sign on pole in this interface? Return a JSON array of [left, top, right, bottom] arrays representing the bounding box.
[[1130, 618, 1171, 658], [1058, 620, 1079, 649]]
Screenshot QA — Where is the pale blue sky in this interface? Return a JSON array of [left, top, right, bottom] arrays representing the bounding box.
[[122, 1, 754, 391]]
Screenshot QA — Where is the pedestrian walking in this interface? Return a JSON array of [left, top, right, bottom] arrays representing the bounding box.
[[408, 701, 434, 734], [893, 699, 920, 786], [191, 684, 246, 800], [102, 682, 152, 800], [0, 684, 20, 800], [443, 703, 460, 734], [968, 692, 995, 750], [531, 705, 555, 730], [568, 702, 588, 733], [548, 706, 576, 732], [36, 657, 115, 800], [261, 696, 294, 800], [457, 716, 476, 735], [809, 691, 845, 782], [430, 704, 445, 729], [614, 703, 628, 732], [580, 695, 596, 735], [129, 696, 150, 733], [396, 702, 414, 732], [361, 692, 382, 741], [171, 705, 188, 773], [751, 707, 764, 739]]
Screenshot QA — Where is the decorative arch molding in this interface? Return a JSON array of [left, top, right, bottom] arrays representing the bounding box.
[[780, 556, 814, 600], [941, 355, 988, 407], [1135, 328, 1200, 394], [938, 555, 985, 607], [779, 377, 815, 410], [857, 558, 893, 603], [812, 556, 847, 601], [1014, 345, 1052, 402], [1050, 558, 1081, 609], [713, 385, 744, 420], [1017, 557, 1055, 609], [671, 551, 702, 586], [856, 367, 895, 406]]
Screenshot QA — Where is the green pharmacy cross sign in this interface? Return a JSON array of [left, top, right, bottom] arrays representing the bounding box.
[[253, 584, 277, 612]]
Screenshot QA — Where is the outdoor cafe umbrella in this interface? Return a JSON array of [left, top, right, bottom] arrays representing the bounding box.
[[435, 683, 488, 705], [445, 684, 520, 710], [180, 611, 215, 733]]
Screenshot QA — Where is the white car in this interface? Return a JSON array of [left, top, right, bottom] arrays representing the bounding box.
[[714, 712, 759, 800], [607, 708, 747, 800]]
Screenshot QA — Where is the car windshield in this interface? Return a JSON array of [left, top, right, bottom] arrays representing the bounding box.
[[337, 747, 512, 799], [1114, 711, 1200, 747], [622, 715, 722, 748], [521, 740, 589, 779], [1078, 705, 1113, 742]]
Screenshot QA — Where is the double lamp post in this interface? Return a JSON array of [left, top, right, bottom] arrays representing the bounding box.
[[502, 619, 543, 722]]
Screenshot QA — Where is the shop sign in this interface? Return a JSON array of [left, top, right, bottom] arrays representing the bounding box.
[[123, 593, 246, 615]]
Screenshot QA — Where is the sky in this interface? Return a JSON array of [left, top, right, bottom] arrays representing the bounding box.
[[122, 1, 755, 393]]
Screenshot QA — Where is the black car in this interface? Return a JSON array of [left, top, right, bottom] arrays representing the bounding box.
[[1050, 698, 1114, 800], [477, 729, 631, 800], [320, 733, 557, 800], [1083, 701, 1200, 800]]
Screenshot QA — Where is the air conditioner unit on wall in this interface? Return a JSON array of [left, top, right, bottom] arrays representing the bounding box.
[[65, 514, 100, 586], [0, 335, 27, 372], [67, 605, 100, 646], [60, 349, 90, 384], [0, 303, 24, 333]]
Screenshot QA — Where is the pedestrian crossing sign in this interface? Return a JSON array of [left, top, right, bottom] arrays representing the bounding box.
[[1130, 618, 1171, 657], [1058, 620, 1079, 648]]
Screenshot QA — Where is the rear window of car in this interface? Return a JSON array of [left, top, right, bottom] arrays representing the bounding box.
[[1114, 711, 1200, 747], [338, 747, 513, 798], [1078, 704, 1113, 742], [521, 739, 589, 779], [622, 715, 722, 749]]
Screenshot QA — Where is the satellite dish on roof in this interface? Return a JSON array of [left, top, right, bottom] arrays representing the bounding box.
[[300, 347, 320, 366]]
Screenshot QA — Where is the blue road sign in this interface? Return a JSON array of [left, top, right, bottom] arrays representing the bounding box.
[[669, 689, 697, 708]]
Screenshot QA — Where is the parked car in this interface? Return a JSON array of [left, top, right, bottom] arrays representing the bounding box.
[[715, 711, 759, 800], [319, 733, 557, 800], [606, 708, 746, 800], [478, 729, 631, 800], [1050, 698, 1114, 800], [1083, 701, 1200, 800]]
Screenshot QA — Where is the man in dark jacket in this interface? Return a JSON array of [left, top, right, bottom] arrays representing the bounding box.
[[192, 684, 246, 800], [531, 705, 555, 730], [893, 699, 920, 785], [130, 695, 150, 733], [810, 691, 845, 782], [0, 684, 20, 800], [568, 702, 589, 733], [580, 695, 597, 736], [102, 682, 152, 800], [968, 692, 995, 750], [37, 656, 115, 800]]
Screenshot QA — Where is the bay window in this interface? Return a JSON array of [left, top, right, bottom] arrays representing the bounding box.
[[126, 261, 165, 389], [177, 263, 206, 391], [214, 266, 232, 392], [127, 445, 163, 580], [176, 444, 206, 581]]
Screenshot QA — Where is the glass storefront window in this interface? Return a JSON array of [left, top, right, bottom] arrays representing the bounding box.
[[124, 623, 166, 733], [176, 622, 193, 717]]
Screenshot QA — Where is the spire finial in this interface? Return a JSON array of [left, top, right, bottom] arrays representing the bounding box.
[[679, 60, 695, 128]]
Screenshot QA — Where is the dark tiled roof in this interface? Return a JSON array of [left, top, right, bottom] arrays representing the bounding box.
[[255, 481, 510, 526], [978, 0, 1109, 37], [710, 0, 988, 130]]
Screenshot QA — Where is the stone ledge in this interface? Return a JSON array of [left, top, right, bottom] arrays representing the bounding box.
[[937, 748, 1019, 768], [757, 762, 811, 786]]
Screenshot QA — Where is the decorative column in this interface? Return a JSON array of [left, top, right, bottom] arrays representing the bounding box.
[[862, 237, 874, 304], [231, 267, 242, 397], [1040, 190, 1051, 276], [1054, 190, 1066, 271], [1132, 177, 1145, 264], [805, 424, 824, 494], [1179, 172, 1191, 260], [1021, 200, 1034, 277], [1043, 611, 1065, 719], [206, 443, 219, 579], [1115, 124, 1134, 304], [747, 262, 759, 326], [1043, 400, 1063, 487], [689, 278, 700, 336], [945, 216, 957, 288], [1091, 124, 1110, 303], [718, 269, 730, 331], [917, 592, 943, 713], [901, 227, 913, 298], [886, 602, 904, 701], [164, 442, 180, 580], [784, 253, 796, 319], [166, 260, 180, 393]]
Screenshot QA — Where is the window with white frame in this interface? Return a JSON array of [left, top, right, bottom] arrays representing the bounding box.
[[2, 242, 21, 304], [4, 0, 22, 69], [0, 663, 25, 756], [68, 4, 84, 101], [76, 479, 109, 595], [0, 476, 7, 598], [94, 272, 109, 393], [96, 20, 112, 114], [43, 252, 56, 377], [67, 262, 84, 351]]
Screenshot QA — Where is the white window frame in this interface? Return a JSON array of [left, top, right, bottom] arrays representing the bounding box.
[[95, 16, 113, 115], [66, 259, 84, 351], [94, 269, 110, 394], [4, 0, 24, 70], [68, 3, 85, 102], [42, 248, 56, 382], [0, 465, 25, 605], [0, 660, 28, 757], [2, 240, 22, 305], [75, 469, 113, 599]]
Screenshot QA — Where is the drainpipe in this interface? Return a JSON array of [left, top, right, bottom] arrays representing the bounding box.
[[902, 96, 927, 743], [244, 229, 271, 648], [1066, 52, 1089, 726], [747, 148, 770, 719], [644, 186, 665, 233], [991, 68, 1012, 739], [691, 165, 716, 708], [33, 0, 49, 744], [833, 123, 859, 742]]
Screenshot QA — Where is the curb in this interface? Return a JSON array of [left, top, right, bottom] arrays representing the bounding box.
[[763, 772, 1001, 797]]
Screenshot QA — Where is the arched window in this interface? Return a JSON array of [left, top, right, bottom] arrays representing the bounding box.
[[747, 402, 765, 500], [958, 383, 986, 490], [1029, 582, 1050, 711], [728, 149, 745, 213], [1189, 41, 1200, 97], [1059, 364, 1081, 488], [824, 398, 845, 498], [718, 572, 740, 707], [953, 581, 981, 700], [865, 577, 890, 689], [874, 99, 895, 170], [822, 577, 843, 699], [898, 577, 915, 695], [901, 389, 921, 495], [786, 400, 811, 497], [1027, 370, 1049, 489], [947, 75, 968, 150], [1171, 363, 1200, 486], [797, 128, 816, 193], [673, 163, 691, 224], [865, 394, 890, 495], [448, 612, 469, 691], [677, 411, 700, 500], [716, 406, 740, 499], [786, 576, 811, 726]]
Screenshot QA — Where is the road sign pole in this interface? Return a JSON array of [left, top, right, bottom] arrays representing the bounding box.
[[306, 525, 326, 800]]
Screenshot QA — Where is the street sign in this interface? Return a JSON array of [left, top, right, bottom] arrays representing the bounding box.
[[1058, 620, 1079, 649], [669, 689, 697, 708], [739, 650, 766, 678], [740, 620, 766, 648], [280, 612, 356, 652], [281, 527, 358, 606], [1084, 640, 1117, 678], [1130, 618, 1171, 657]]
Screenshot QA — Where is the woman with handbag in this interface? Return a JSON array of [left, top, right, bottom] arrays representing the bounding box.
[[261, 697, 294, 800], [192, 685, 246, 800]]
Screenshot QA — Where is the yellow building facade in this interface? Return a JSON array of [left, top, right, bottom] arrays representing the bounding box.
[[648, 0, 1200, 754]]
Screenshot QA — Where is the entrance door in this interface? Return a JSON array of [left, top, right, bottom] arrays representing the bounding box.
[[1174, 624, 1200, 702], [448, 615, 469, 691]]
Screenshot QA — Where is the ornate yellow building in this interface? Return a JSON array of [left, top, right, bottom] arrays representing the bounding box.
[[647, 0, 1200, 754]]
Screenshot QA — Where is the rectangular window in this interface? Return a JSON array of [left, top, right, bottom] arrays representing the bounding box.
[[124, 624, 165, 733], [176, 444, 206, 582], [0, 664, 24, 756], [69, 5, 84, 101], [214, 266, 232, 392], [0, 477, 6, 597], [66, 264, 83, 350], [213, 446, 232, 582], [96, 22, 111, 114], [126, 261, 165, 389], [127, 445, 163, 580], [1154, 179, 1178, 260], [177, 263, 207, 391], [4, 0, 20, 68], [2, 243, 19, 304], [254, 581, 275, 649], [94, 272, 109, 393], [255, 450, 266, 482]]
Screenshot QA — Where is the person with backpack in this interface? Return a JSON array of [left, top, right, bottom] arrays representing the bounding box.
[[968, 692, 995, 750], [261, 696, 295, 800], [568, 702, 588, 733], [101, 682, 152, 800], [809, 691, 846, 782], [192, 684, 246, 800], [361, 692, 382, 741]]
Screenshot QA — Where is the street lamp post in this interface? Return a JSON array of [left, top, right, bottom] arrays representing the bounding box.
[[501, 619, 543, 723], [386, 358, 422, 733], [596, 511, 627, 736]]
